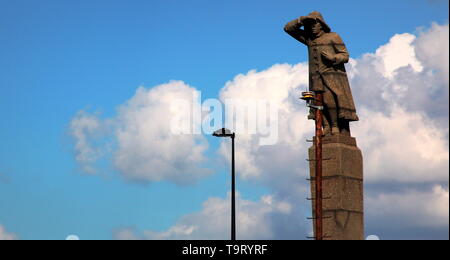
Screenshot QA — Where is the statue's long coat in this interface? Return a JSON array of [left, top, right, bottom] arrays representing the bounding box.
[[284, 14, 359, 121]]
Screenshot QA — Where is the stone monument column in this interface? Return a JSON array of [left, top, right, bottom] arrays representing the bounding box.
[[308, 135, 364, 240]]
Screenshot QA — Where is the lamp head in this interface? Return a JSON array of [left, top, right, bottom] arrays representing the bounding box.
[[213, 128, 234, 137], [300, 91, 315, 102]]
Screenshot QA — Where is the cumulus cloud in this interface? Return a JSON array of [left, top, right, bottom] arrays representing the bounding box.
[[0, 225, 18, 240], [69, 111, 105, 174], [348, 23, 449, 186], [349, 24, 449, 124], [367, 185, 449, 228], [113, 81, 210, 184], [69, 80, 210, 185], [114, 193, 305, 240], [373, 33, 423, 78], [218, 63, 312, 197], [415, 23, 449, 83], [353, 106, 449, 183]]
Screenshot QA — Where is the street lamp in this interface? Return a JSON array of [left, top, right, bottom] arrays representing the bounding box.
[[213, 128, 236, 241]]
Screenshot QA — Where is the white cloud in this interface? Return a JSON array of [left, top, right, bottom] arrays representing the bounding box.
[[218, 63, 312, 193], [415, 23, 449, 83], [367, 185, 449, 228], [0, 225, 18, 240], [70, 81, 211, 185], [114, 193, 302, 240], [351, 25, 449, 121], [373, 33, 423, 78], [113, 81, 210, 184], [342, 23, 449, 237], [69, 111, 104, 174], [353, 106, 449, 183], [347, 23, 449, 185]]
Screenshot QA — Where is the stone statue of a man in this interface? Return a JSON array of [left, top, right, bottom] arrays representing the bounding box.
[[284, 11, 359, 136]]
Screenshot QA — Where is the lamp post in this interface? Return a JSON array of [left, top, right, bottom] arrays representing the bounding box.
[[213, 128, 236, 241]]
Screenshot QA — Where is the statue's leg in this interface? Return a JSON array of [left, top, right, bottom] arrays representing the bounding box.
[[323, 111, 331, 136], [323, 88, 339, 135], [322, 101, 332, 136], [329, 108, 339, 135], [339, 119, 351, 136]]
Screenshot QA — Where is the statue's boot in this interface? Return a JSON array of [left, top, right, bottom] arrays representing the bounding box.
[[322, 117, 331, 136], [331, 123, 340, 135], [329, 109, 340, 135]]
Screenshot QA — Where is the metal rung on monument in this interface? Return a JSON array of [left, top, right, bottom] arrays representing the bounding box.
[[307, 178, 334, 182], [306, 158, 333, 162], [306, 234, 332, 240], [306, 197, 332, 200], [306, 178, 336, 181], [307, 216, 332, 220]]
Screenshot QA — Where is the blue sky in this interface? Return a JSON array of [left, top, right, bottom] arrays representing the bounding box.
[[0, 0, 448, 240]]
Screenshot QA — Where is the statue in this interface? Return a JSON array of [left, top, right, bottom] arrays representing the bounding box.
[[284, 11, 358, 136], [285, 12, 364, 240]]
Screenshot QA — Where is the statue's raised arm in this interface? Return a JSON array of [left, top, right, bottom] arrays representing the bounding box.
[[284, 17, 308, 45]]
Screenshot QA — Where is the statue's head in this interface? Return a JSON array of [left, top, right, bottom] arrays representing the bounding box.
[[304, 19, 324, 36], [303, 11, 331, 36]]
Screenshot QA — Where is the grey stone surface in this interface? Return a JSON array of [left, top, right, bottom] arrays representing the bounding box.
[[308, 135, 364, 240]]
